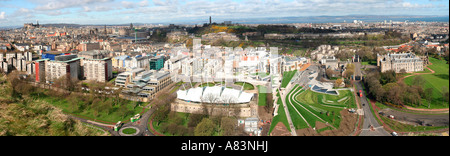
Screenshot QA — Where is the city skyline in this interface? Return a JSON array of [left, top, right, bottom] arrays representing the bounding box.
[[0, 0, 449, 26]]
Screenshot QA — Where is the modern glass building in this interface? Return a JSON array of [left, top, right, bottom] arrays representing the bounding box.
[[149, 55, 164, 70]]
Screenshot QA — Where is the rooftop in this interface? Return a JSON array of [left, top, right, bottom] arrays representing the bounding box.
[[177, 86, 254, 104]]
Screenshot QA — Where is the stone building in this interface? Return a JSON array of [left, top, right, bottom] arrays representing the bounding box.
[[377, 53, 424, 73]]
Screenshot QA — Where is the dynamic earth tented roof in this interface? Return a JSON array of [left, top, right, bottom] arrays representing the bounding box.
[[177, 86, 253, 104]]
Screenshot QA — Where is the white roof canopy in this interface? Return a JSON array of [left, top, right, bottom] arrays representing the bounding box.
[[177, 86, 253, 104]]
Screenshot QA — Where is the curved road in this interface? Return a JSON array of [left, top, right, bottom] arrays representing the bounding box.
[[68, 104, 156, 136]]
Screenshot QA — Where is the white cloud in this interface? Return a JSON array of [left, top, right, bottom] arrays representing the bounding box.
[[34, 0, 114, 11], [2, 0, 447, 26], [139, 0, 149, 7], [94, 6, 113, 11], [121, 0, 149, 9], [121, 1, 135, 9], [0, 12, 5, 19], [83, 6, 91, 12], [152, 0, 180, 6]]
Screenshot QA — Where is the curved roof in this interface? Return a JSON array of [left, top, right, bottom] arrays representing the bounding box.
[[177, 86, 253, 104]]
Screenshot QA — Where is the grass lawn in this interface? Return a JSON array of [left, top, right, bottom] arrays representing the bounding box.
[[39, 94, 143, 124], [122, 128, 137, 134], [234, 82, 255, 90], [361, 60, 377, 66], [404, 57, 449, 109], [291, 86, 356, 129], [170, 85, 181, 94], [281, 70, 297, 88], [286, 86, 312, 129], [257, 85, 267, 106], [268, 91, 291, 134], [198, 82, 216, 87]]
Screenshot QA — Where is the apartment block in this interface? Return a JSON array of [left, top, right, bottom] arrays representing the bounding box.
[[83, 58, 113, 82], [45, 58, 81, 83]]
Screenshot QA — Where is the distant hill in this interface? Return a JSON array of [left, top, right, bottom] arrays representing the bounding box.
[[1, 15, 447, 29]]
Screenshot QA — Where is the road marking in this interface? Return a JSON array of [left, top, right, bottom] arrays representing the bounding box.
[[361, 126, 383, 131], [357, 109, 364, 115]]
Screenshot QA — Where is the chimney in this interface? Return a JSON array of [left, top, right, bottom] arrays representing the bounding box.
[[209, 16, 212, 25]]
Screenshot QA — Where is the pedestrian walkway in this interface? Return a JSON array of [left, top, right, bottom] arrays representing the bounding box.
[[278, 88, 297, 136]]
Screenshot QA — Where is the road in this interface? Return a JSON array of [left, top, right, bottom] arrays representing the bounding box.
[[351, 60, 390, 136], [68, 104, 156, 136], [355, 81, 391, 136]]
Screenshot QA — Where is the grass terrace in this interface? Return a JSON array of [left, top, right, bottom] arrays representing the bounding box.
[[404, 57, 449, 109], [287, 84, 356, 131]]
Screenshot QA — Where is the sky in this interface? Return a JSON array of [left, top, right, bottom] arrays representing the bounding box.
[[0, 0, 448, 26]]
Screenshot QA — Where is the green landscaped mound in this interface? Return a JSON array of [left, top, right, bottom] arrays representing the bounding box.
[[288, 85, 356, 130], [404, 57, 449, 109]]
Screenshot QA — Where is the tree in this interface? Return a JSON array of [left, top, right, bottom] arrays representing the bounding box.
[[176, 125, 188, 136], [221, 117, 237, 136], [442, 86, 449, 106], [424, 88, 433, 108], [403, 86, 421, 107], [202, 93, 219, 104], [365, 74, 384, 102], [383, 83, 404, 106], [334, 79, 343, 88], [6, 71, 35, 99], [380, 70, 396, 85], [188, 114, 207, 128], [194, 118, 216, 136], [101, 98, 113, 115], [412, 76, 426, 88], [344, 68, 354, 79], [325, 68, 335, 79], [167, 123, 178, 136], [54, 74, 78, 91], [344, 78, 352, 87], [91, 98, 102, 117], [153, 105, 170, 126]]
